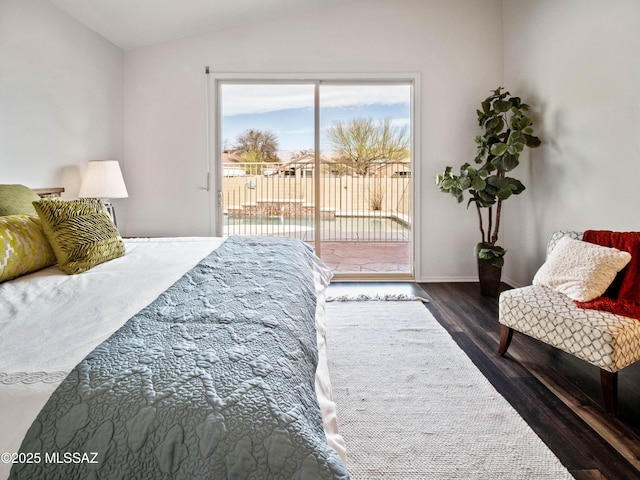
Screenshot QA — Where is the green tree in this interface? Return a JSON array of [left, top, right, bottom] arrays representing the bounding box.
[[234, 129, 280, 163], [327, 117, 410, 175], [240, 150, 263, 175]]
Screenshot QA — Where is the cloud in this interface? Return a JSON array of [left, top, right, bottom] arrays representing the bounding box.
[[279, 127, 315, 135], [390, 118, 411, 128], [221, 85, 313, 115], [321, 85, 411, 110], [221, 84, 410, 116]]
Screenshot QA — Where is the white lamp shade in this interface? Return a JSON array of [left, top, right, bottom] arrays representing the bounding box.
[[78, 160, 128, 199]]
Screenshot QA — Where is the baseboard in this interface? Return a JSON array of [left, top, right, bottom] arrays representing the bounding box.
[[417, 275, 520, 289], [501, 276, 522, 289], [417, 276, 479, 283]]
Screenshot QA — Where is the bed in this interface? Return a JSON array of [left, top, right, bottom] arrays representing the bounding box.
[[0, 185, 349, 479]]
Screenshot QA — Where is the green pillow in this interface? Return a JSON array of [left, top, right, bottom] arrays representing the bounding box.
[[0, 214, 57, 282], [33, 198, 125, 275], [0, 184, 42, 216]]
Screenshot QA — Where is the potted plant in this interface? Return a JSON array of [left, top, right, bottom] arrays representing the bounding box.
[[435, 87, 541, 296]]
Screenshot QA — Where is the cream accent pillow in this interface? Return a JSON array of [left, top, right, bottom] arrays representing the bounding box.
[[533, 236, 631, 302], [0, 214, 57, 282]]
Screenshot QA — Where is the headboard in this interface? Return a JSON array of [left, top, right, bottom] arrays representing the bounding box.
[[33, 187, 65, 197]]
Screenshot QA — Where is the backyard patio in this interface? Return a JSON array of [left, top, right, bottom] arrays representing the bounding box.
[[320, 242, 411, 274], [223, 159, 412, 277]]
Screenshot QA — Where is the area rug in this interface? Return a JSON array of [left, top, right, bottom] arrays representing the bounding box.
[[326, 293, 429, 302], [324, 301, 573, 480]]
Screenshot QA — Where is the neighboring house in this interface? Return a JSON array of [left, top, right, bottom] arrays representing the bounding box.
[[279, 151, 330, 178], [221, 153, 246, 177]]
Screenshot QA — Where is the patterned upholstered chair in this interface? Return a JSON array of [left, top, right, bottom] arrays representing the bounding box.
[[498, 231, 640, 416]]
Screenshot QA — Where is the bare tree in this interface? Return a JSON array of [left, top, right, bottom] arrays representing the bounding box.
[[327, 117, 409, 175], [234, 129, 280, 162]]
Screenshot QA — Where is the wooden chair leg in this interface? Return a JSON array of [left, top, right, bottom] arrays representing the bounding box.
[[498, 325, 514, 356], [600, 369, 618, 417]]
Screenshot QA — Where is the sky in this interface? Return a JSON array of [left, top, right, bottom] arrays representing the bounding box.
[[221, 84, 411, 153]]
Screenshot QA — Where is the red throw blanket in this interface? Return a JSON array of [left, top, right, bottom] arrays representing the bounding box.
[[575, 230, 640, 320]]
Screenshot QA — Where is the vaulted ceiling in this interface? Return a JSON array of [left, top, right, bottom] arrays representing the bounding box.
[[48, 0, 356, 50]]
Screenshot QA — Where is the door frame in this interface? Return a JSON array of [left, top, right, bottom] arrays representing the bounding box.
[[208, 72, 421, 280]]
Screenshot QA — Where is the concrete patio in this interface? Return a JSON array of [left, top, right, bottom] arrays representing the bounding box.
[[317, 241, 411, 275]]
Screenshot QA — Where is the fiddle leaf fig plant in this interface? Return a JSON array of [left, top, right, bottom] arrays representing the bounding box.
[[436, 87, 541, 267]]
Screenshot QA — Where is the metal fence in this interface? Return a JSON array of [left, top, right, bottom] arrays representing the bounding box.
[[223, 160, 411, 243]]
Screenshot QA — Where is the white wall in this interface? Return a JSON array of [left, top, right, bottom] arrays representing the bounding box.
[[4, 0, 637, 283], [0, 0, 123, 199], [123, 0, 504, 280], [502, 0, 640, 287]]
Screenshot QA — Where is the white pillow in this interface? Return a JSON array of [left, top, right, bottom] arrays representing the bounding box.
[[533, 236, 631, 302]]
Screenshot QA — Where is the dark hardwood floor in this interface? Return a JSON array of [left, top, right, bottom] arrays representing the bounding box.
[[327, 282, 640, 480]]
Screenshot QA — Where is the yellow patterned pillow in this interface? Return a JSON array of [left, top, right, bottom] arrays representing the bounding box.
[[0, 184, 42, 216], [33, 198, 125, 275], [0, 214, 57, 282]]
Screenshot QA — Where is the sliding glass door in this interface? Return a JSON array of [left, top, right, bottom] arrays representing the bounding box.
[[317, 84, 412, 277], [216, 78, 413, 279], [219, 83, 316, 242]]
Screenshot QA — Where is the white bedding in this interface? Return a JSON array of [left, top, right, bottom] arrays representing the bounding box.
[[0, 237, 344, 478]]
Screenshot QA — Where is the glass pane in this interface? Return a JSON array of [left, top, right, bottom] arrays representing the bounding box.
[[319, 84, 412, 274], [219, 81, 413, 277], [220, 84, 316, 242]]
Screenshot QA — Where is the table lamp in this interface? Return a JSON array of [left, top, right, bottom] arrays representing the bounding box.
[[78, 160, 128, 227]]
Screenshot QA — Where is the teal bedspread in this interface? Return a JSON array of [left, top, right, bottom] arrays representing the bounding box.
[[10, 236, 349, 479]]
